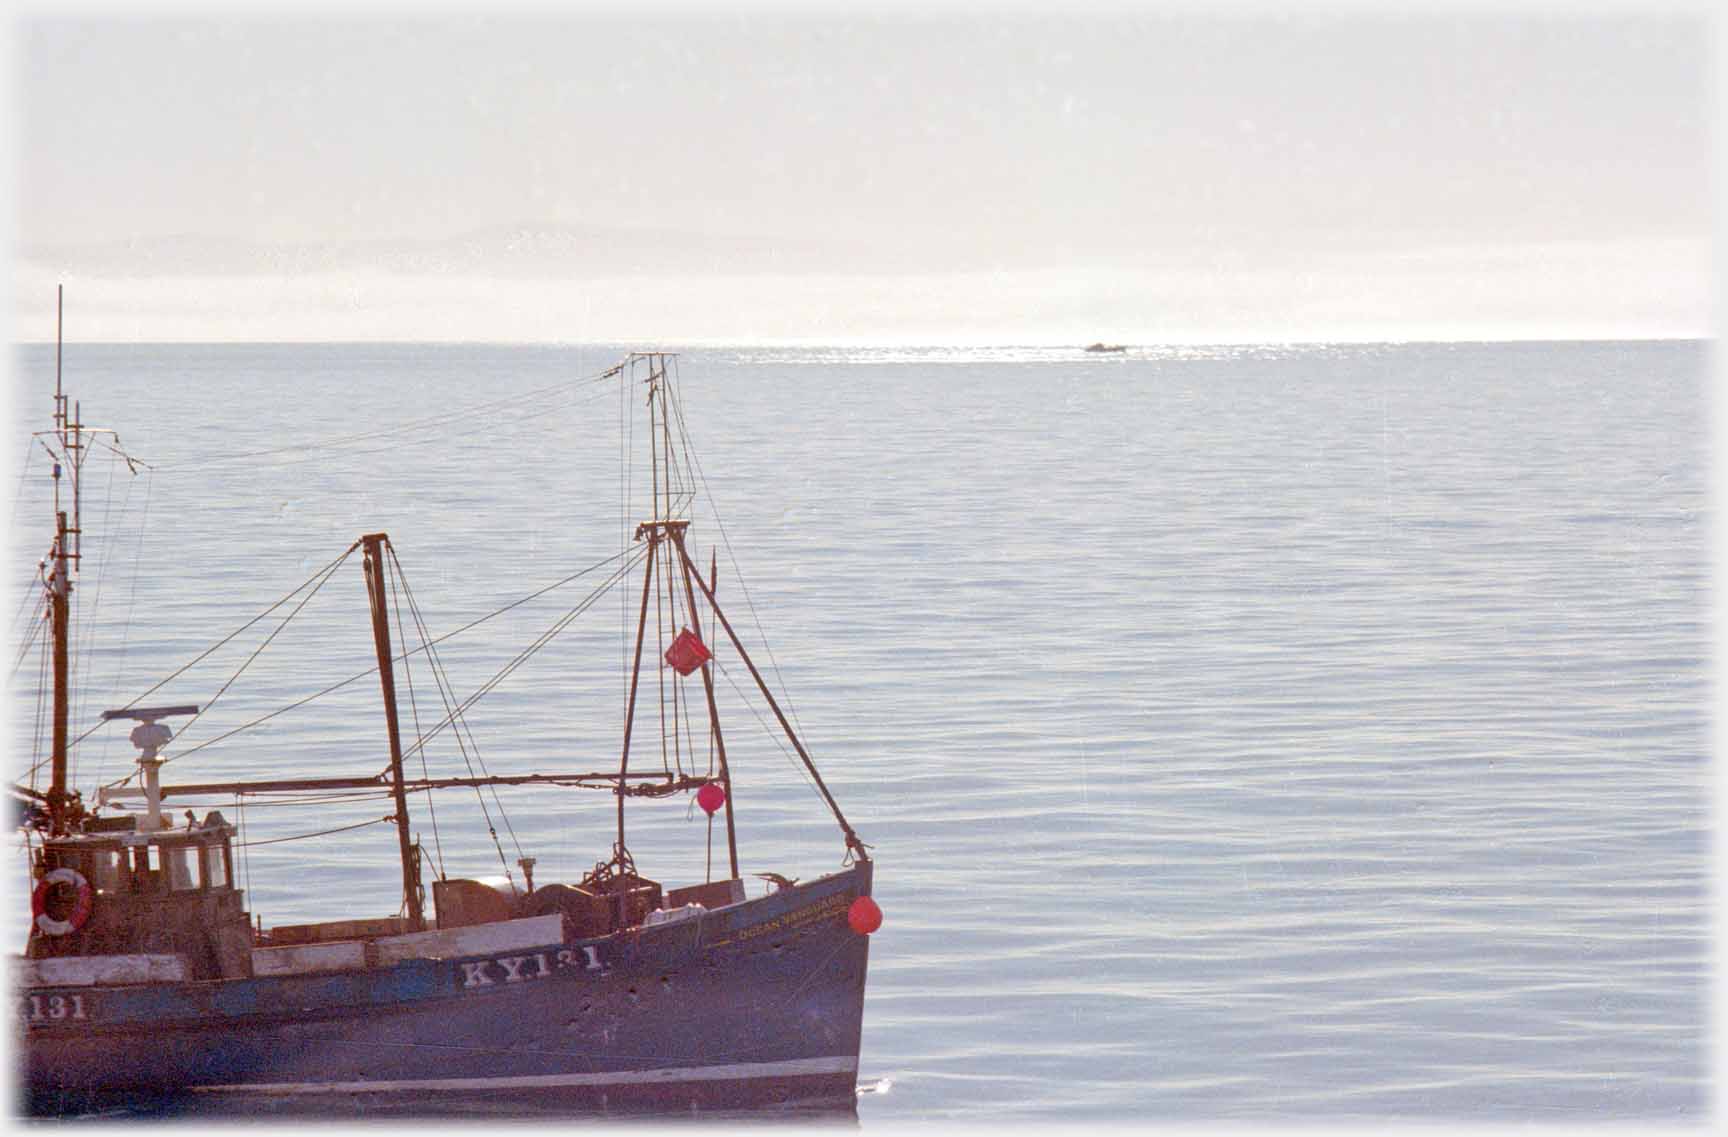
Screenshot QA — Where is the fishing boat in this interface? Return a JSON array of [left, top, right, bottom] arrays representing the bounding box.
[[1083, 342, 1127, 354], [12, 296, 881, 1117]]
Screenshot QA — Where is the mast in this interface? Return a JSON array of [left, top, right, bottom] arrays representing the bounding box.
[[361, 533, 424, 930], [46, 285, 73, 835]]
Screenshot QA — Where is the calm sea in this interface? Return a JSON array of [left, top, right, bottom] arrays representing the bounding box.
[[7, 340, 1710, 1122]]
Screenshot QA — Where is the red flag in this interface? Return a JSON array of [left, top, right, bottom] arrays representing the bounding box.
[[664, 627, 711, 676]]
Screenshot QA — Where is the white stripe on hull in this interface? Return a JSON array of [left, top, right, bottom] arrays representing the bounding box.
[[191, 1055, 859, 1096]]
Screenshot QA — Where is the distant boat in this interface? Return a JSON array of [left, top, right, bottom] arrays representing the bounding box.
[[1083, 342, 1127, 354], [16, 300, 880, 1117]]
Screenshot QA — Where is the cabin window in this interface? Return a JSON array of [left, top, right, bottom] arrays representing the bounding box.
[[132, 845, 160, 892], [164, 845, 201, 891], [208, 842, 230, 890], [88, 848, 123, 894]]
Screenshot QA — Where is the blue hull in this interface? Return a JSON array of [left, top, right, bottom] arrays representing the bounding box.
[[20, 863, 872, 1117]]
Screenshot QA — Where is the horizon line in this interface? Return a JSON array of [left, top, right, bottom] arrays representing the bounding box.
[[10, 334, 1712, 350]]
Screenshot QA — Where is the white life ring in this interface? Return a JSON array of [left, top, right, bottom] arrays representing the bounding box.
[[31, 867, 94, 936]]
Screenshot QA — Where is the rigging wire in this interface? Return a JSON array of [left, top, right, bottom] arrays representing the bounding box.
[[8, 560, 44, 644], [663, 370, 810, 743], [121, 545, 645, 772], [11, 590, 47, 675], [390, 532, 628, 877], [70, 449, 133, 789], [150, 362, 626, 472], [89, 470, 154, 791], [215, 789, 395, 809], [22, 353, 851, 862], [387, 551, 446, 882], [8, 437, 36, 532], [646, 358, 672, 781], [69, 540, 365, 755], [29, 619, 49, 793], [711, 655, 826, 804], [239, 815, 394, 849], [152, 542, 359, 763], [396, 546, 648, 764], [388, 547, 519, 879], [234, 792, 253, 907]]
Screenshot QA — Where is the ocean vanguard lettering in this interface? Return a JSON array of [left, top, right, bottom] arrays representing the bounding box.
[[714, 892, 851, 948]]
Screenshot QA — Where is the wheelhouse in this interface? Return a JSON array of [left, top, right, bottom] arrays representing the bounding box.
[[27, 813, 253, 979]]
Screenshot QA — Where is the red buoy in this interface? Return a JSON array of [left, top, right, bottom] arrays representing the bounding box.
[[847, 895, 882, 935], [696, 782, 726, 816]]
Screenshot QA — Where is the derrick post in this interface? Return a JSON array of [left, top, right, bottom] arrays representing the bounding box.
[[361, 532, 423, 930]]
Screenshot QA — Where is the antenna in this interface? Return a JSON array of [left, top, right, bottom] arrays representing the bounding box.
[[54, 284, 63, 431]]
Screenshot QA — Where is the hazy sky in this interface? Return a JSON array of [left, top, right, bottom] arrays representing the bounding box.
[[9, 5, 1712, 343]]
